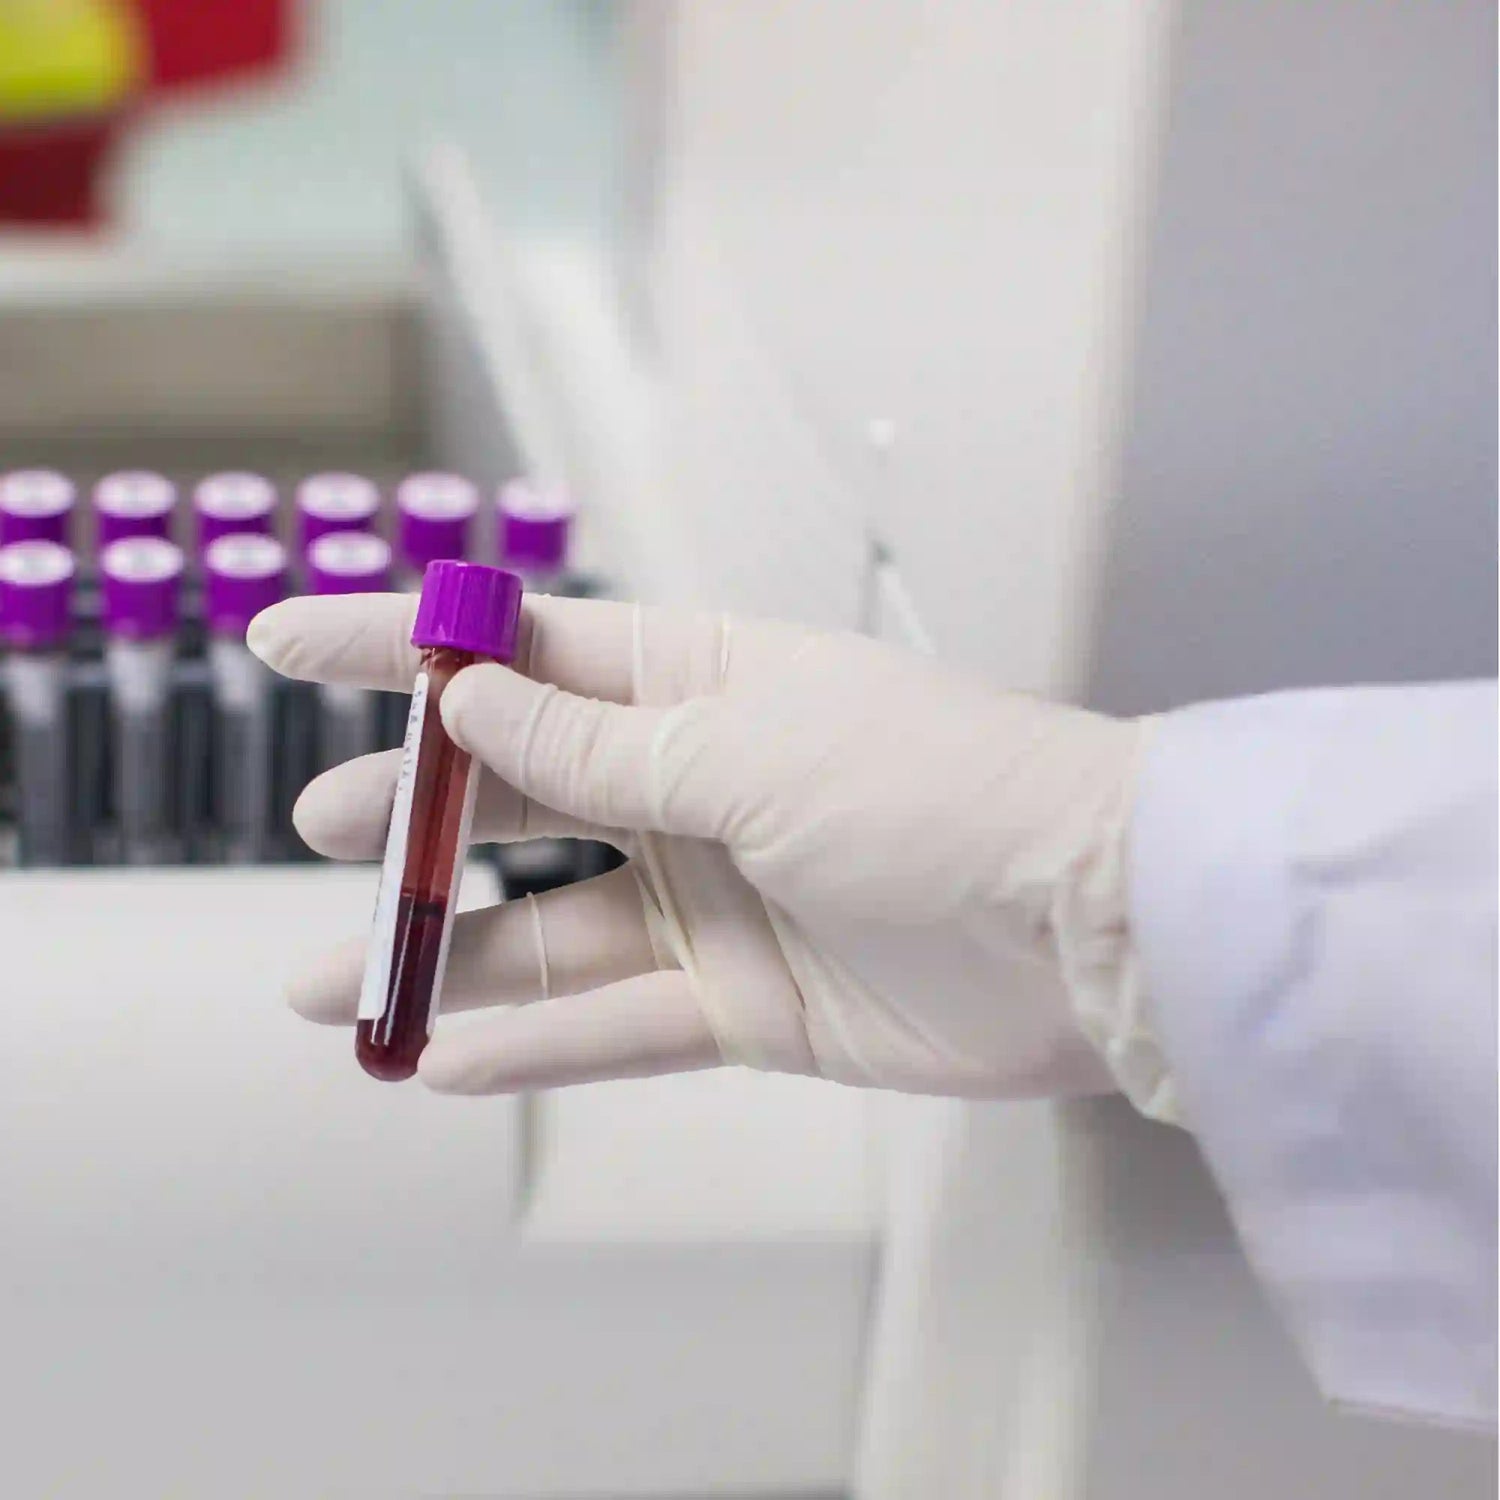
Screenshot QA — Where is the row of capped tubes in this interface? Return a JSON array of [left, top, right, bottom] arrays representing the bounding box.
[[0, 469, 574, 590], [0, 472, 577, 868]]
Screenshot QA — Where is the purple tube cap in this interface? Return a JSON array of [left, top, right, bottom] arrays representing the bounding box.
[[297, 473, 380, 546], [0, 470, 75, 545], [0, 540, 74, 648], [396, 473, 477, 570], [307, 531, 392, 595], [100, 537, 185, 639], [93, 472, 176, 546], [194, 472, 277, 547], [498, 479, 573, 573], [204, 533, 287, 636], [411, 561, 523, 662]]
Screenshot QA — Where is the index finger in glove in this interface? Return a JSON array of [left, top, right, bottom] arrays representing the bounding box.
[[293, 747, 612, 861], [438, 666, 730, 839], [248, 592, 644, 702]]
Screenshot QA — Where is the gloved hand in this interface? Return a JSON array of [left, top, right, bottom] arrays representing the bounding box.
[[248, 594, 1174, 1115]]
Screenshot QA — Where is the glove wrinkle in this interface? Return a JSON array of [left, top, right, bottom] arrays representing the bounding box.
[[1053, 719, 1181, 1122], [526, 894, 550, 1002]]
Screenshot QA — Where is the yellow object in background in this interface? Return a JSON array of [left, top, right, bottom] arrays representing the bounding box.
[[0, 0, 144, 124]]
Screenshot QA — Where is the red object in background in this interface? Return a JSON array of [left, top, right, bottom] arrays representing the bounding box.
[[135, 0, 295, 94], [0, 0, 295, 228], [0, 119, 120, 227]]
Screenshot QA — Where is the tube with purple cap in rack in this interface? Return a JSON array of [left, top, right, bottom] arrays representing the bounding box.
[[497, 478, 573, 594], [494, 480, 581, 894], [0, 470, 75, 547], [100, 537, 184, 864], [394, 473, 477, 588], [306, 531, 392, 769], [357, 561, 523, 1081], [296, 473, 380, 555], [93, 472, 176, 547], [194, 472, 277, 549], [0, 540, 75, 864], [204, 533, 286, 863]]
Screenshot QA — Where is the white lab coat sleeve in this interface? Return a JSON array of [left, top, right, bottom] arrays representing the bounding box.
[[1128, 680, 1497, 1430]]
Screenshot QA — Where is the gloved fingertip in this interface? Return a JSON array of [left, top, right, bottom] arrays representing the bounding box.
[[289, 772, 329, 839], [285, 939, 365, 1025], [437, 662, 510, 752], [290, 750, 403, 860], [291, 784, 368, 862], [244, 603, 285, 667], [285, 982, 355, 1026], [417, 1040, 510, 1095]]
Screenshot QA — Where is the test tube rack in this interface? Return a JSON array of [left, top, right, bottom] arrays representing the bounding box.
[[0, 512, 619, 893]]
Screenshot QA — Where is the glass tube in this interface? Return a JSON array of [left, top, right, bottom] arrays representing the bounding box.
[[210, 636, 274, 864], [202, 533, 286, 864], [305, 531, 392, 772], [357, 563, 522, 1081], [108, 641, 174, 864], [6, 652, 69, 865], [0, 539, 75, 866], [356, 649, 475, 1080], [101, 537, 183, 865]]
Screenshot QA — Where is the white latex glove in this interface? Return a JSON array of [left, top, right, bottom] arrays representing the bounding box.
[[248, 594, 1172, 1113]]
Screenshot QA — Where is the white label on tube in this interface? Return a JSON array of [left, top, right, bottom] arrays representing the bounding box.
[[358, 672, 428, 1022]]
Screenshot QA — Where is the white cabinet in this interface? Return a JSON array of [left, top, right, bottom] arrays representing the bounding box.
[[0, 868, 872, 1496], [649, 0, 1172, 691], [650, 223, 870, 627]]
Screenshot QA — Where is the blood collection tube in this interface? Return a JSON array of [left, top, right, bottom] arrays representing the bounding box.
[[93, 471, 176, 546], [100, 537, 183, 865], [0, 541, 75, 864], [306, 531, 392, 769], [296, 473, 380, 553], [357, 561, 523, 1081], [0, 470, 75, 546], [194, 472, 277, 549], [203, 533, 286, 863], [497, 478, 573, 594], [394, 472, 477, 587], [495, 480, 580, 896]]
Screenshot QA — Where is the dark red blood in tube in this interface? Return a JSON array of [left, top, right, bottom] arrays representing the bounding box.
[[356, 561, 523, 1082], [357, 651, 476, 1080]]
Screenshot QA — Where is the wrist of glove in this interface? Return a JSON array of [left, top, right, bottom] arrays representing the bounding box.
[[249, 593, 1177, 1119]]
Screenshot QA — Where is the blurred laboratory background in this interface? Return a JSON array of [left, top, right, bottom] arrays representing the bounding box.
[[0, 2, 1493, 1497]]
